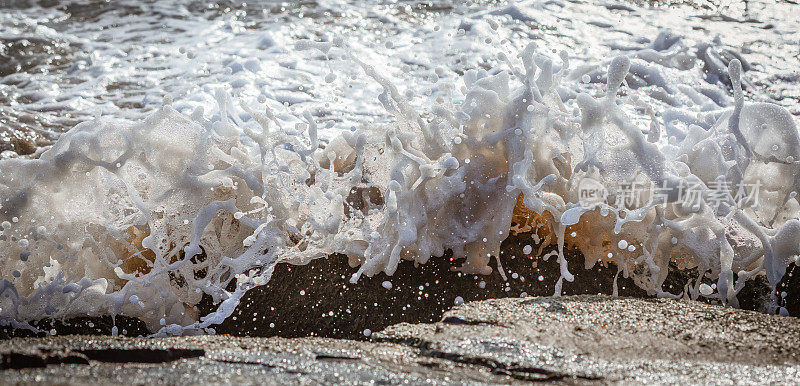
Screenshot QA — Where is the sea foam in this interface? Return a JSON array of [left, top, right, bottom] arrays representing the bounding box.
[[1, 30, 799, 335]]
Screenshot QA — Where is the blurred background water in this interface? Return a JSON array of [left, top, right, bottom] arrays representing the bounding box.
[[1, 0, 797, 157]]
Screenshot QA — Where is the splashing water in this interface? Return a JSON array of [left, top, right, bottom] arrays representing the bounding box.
[[1, 4, 799, 336]]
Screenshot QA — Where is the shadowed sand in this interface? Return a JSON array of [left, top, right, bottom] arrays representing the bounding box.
[[6, 232, 789, 339], [2, 295, 800, 384]]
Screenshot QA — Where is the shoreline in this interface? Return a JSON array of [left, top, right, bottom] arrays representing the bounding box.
[[3, 295, 799, 384]]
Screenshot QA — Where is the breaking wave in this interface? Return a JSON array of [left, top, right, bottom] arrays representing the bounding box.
[[1, 8, 799, 335]]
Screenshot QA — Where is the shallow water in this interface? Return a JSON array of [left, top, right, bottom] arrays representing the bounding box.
[[2, 0, 797, 156], [1, 0, 799, 336]]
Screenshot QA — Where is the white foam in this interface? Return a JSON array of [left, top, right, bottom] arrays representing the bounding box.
[[1, 0, 799, 335]]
